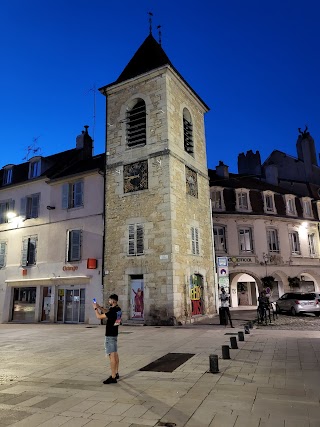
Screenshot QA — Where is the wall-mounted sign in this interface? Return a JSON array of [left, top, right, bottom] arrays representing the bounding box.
[[228, 256, 256, 264], [62, 266, 78, 271], [218, 267, 229, 276], [217, 257, 228, 267]]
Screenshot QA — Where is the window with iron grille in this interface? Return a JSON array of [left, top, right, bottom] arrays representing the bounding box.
[[128, 224, 144, 256], [0, 241, 7, 268], [183, 108, 194, 155], [126, 99, 146, 147], [267, 228, 279, 253], [21, 236, 37, 266], [213, 225, 227, 252], [238, 227, 253, 252], [62, 181, 83, 209], [289, 231, 300, 255], [67, 230, 82, 262], [0, 199, 15, 224], [191, 227, 200, 255], [20, 194, 40, 219]]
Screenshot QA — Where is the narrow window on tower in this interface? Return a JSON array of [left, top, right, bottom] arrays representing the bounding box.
[[183, 108, 194, 156], [126, 99, 146, 147]]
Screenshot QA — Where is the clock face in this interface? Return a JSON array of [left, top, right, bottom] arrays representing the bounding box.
[[123, 160, 148, 193]]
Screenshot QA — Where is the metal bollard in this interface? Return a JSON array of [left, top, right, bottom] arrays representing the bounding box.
[[248, 321, 253, 329], [222, 345, 230, 359], [209, 354, 219, 373], [238, 331, 244, 341], [230, 336, 238, 349], [244, 325, 250, 334]]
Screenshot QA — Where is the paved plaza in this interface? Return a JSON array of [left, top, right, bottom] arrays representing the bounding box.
[[1, 314, 320, 427]]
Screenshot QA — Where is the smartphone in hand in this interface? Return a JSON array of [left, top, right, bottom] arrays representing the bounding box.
[[92, 298, 96, 303]]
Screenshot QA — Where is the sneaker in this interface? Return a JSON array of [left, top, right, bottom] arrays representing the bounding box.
[[103, 376, 117, 384], [116, 373, 120, 380]]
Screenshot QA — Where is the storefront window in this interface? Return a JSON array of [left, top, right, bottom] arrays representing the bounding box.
[[12, 287, 36, 322]]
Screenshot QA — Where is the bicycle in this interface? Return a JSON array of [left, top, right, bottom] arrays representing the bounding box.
[[257, 305, 272, 325]]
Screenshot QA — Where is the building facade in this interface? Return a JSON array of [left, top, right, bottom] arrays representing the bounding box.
[[99, 34, 216, 325], [210, 162, 320, 307], [0, 127, 105, 324]]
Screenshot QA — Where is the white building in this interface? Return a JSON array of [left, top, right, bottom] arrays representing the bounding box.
[[0, 127, 105, 324], [210, 161, 320, 308]]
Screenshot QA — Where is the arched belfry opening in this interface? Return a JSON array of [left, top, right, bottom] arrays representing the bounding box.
[[126, 99, 146, 147]]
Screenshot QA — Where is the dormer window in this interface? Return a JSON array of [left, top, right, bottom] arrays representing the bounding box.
[[126, 99, 146, 147], [29, 158, 41, 179], [302, 197, 313, 218], [263, 192, 276, 214], [3, 165, 13, 185], [285, 195, 296, 216], [183, 108, 194, 156], [235, 189, 251, 211], [211, 187, 224, 210]]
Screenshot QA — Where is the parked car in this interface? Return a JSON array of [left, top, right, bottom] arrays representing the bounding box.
[[276, 292, 320, 316]]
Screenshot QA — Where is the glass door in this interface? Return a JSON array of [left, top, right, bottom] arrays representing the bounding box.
[[57, 288, 85, 323], [12, 287, 37, 322]]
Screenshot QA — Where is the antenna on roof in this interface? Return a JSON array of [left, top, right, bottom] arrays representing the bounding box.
[[148, 12, 153, 34], [22, 136, 42, 161], [87, 84, 96, 142], [157, 25, 162, 45]]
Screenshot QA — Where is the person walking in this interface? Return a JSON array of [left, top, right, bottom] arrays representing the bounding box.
[[93, 294, 122, 384], [219, 287, 234, 328]]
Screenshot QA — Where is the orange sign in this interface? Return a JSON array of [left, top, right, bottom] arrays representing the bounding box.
[[62, 266, 78, 271]]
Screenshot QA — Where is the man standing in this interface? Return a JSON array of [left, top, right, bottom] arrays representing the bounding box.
[[219, 287, 234, 328], [93, 294, 122, 384]]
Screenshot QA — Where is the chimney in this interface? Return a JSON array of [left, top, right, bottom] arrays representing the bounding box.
[[76, 125, 93, 158], [216, 161, 229, 178]]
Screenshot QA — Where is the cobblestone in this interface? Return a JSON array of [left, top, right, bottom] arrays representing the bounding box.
[[257, 313, 320, 330]]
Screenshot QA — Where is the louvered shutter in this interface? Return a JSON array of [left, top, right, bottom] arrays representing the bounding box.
[[191, 227, 196, 254], [195, 228, 199, 255], [74, 181, 83, 207], [69, 230, 81, 261], [136, 225, 144, 255], [128, 225, 135, 255], [31, 194, 40, 218], [20, 197, 27, 217], [21, 238, 29, 267], [0, 242, 6, 268], [62, 183, 69, 209]]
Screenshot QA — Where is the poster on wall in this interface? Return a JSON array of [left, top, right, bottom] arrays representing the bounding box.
[[130, 279, 144, 319]]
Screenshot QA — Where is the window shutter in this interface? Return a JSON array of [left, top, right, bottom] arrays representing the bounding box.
[[31, 194, 40, 218], [136, 224, 144, 255], [128, 225, 135, 255], [191, 227, 196, 254], [62, 183, 69, 209], [0, 242, 6, 268], [69, 230, 81, 261], [74, 181, 83, 207], [20, 197, 27, 217], [28, 237, 37, 265], [21, 238, 29, 267], [195, 228, 199, 255]]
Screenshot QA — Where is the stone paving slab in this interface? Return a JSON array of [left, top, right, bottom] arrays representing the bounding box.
[[1, 321, 320, 426]]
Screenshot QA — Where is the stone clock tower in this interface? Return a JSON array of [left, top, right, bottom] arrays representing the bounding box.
[[99, 34, 216, 324]]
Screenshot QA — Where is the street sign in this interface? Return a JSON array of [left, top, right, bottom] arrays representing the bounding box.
[[217, 257, 228, 267], [218, 267, 229, 277]]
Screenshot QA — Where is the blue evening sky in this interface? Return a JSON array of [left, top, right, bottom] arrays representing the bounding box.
[[1, 0, 319, 172]]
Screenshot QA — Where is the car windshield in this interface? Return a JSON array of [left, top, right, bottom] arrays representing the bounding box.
[[294, 293, 316, 300]]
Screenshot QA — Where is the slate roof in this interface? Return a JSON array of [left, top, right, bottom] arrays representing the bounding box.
[[0, 150, 105, 189], [99, 34, 209, 110]]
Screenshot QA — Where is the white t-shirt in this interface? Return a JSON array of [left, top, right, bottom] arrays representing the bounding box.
[[219, 292, 230, 308]]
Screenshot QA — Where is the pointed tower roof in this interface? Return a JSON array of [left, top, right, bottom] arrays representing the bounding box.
[[116, 34, 173, 84], [99, 34, 208, 110]]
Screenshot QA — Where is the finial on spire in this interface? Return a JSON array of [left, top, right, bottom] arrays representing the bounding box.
[[148, 12, 153, 34], [157, 25, 162, 45]]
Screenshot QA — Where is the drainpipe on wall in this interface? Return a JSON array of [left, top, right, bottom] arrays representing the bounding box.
[[209, 199, 219, 314]]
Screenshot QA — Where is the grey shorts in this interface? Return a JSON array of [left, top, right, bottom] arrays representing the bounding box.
[[105, 336, 118, 354]]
